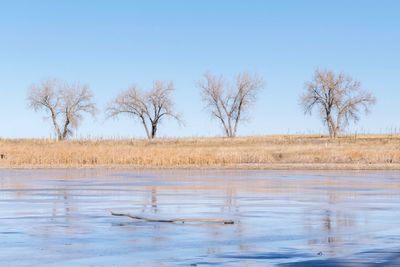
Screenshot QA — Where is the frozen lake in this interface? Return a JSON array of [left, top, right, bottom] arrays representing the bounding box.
[[1, 169, 400, 266]]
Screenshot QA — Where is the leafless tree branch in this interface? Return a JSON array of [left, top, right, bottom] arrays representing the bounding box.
[[198, 72, 264, 137], [300, 69, 376, 138], [107, 81, 182, 139], [27, 79, 97, 141]]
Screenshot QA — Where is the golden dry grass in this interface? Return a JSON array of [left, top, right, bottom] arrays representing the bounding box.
[[1, 135, 400, 169]]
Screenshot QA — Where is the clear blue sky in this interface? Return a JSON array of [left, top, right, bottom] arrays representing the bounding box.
[[0, 0, 399, 138]]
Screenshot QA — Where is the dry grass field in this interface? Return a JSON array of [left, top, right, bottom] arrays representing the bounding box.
[[1, 135, 400, 169]]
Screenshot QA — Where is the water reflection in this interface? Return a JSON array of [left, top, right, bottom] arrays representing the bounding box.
[[0, 170, 400, 266], [51, 188, 70, 219]]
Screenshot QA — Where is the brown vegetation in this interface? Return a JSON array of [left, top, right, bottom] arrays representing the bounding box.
[[0, 135, 399, 169]]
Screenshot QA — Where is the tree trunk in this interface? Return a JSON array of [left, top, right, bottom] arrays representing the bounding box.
[[227, 117, 233, 138], [326, 114, 337, 139], [223, 125, 230, 138], [50, 109, 62, 141], [141, 118, 151, 139], [151, 123, 157, 139], [61, 116, 70, 140]]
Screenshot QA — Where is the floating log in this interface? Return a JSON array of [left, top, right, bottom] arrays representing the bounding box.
[[111, 212, 234, 224]]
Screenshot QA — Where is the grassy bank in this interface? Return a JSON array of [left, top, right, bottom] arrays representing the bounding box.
[[1, 135, 400, 170]]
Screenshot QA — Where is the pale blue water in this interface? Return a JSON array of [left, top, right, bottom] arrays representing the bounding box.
[[1, 169, 399, 266]]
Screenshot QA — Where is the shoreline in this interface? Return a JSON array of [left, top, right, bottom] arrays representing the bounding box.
[[2, 162, 400, 171]]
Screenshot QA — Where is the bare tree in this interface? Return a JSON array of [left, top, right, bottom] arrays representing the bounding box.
[[28, 79, 96, 141], [107, 81, 181, 139], [301, 69, 376, 138], [198, 72, 264, 138]]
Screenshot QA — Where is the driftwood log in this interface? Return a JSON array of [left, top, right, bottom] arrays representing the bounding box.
[[111, 212, 234, 224]]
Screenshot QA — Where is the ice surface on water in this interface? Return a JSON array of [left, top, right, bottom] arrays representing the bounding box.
[[0, 169, 400, 266]]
